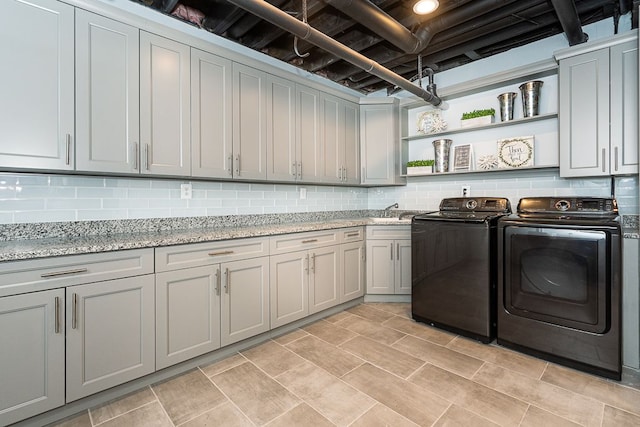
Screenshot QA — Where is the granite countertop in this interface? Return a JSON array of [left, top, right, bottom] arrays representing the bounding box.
[[0, 211, 415, 263]]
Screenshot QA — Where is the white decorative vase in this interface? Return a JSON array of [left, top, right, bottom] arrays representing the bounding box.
[[460, 115, 494, 128]]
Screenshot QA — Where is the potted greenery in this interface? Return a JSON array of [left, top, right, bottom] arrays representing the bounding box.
[[406, 159, 435, 175], [460, 108, 495, 128]]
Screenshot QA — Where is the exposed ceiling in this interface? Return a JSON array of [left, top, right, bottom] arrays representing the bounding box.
[[138, 0, 635, 96]]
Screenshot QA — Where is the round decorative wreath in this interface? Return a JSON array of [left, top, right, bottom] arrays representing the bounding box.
[[497, 137, 533, 168]]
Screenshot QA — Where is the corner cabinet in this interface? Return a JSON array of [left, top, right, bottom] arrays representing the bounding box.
[[365, 226, 411, 295], [556, 31, 638, 177], [360, 98, 405, 185], [0, 0, 74, 171]]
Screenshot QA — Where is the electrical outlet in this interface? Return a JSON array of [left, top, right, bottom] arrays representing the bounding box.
[[180, 183, 192, 199], [461, 185, 470, 197], [300, 188, 307, 199]]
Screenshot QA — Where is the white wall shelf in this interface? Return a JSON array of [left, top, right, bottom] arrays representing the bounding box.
[[400, 165, 559, 178], [402, 112, 558, 141]]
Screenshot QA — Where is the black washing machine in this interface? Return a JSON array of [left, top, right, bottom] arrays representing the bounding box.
[[498, 197, 622, 380], [412, 197, 512, 343]]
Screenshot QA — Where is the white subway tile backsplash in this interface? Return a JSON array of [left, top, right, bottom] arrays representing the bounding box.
[[0, 171, 636, 224]]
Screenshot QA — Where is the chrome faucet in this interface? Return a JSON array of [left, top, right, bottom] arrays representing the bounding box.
[[383, 203, 399, 217]]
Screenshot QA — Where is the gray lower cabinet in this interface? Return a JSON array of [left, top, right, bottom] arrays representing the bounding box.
[[340, 240, 365, 302], [0, 289, 65, 426], [270, 251, 309, 328], [155, 238, 270, 363], [220, 257, 270, 346], [65, 274, 155, 402], [366, 226, 411, 295], [155, 266, 221, 370]]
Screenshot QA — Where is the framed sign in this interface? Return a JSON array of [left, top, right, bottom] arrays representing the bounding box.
[[453, 144, 472, 170], [497, 136, 534, 168]]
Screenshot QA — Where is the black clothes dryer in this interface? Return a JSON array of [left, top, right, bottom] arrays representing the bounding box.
[[497, 197, 622, 380]]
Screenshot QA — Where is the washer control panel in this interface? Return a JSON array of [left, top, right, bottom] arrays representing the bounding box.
[[439, 197, 511, 212], [518, 197, 618, 215]]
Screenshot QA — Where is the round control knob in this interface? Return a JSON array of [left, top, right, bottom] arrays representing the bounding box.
[[466, 199, 478, 210], [555, 200, 571, 211]]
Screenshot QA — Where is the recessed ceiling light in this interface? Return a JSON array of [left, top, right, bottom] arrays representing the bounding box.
[[413, 0, 439, 15]]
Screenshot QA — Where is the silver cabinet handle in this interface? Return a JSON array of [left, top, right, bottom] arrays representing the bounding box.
[[292, 162, 297, 178], [310, 253, 315, 273], [41, 268, 88, 278], [397, 243, 400, 260], [390, 243, 394, 261], [614, 147, 619, 172], [305, 254, 309, 273], [302, 239, 318, 244], [346, 232, 359, 237], [72, 293, 78, 330], [228, 155, 233, 176], [343, 166, 347, 182], [65, 134, 72, 165], [133, 142, 139, 171], [54, 296, 61, 334], [298, 162, 302, 178], [235, 155, 240, 176], [145, 143, 150, 171], [215, 268, 221, 296], [602, 148, 606, 173], [208, 250, 234, 256], [224, 267, 230, 294]]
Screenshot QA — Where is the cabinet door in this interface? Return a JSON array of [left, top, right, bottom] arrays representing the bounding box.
[[270, 251, 309, 328], [0, 0, 74, 170], [342, 100, 360, 184], [559, 48, 610, 177], [297, 85, 321, 182], [395, 240, 412, 294], [309, 245, 340, 314], [66, 275, 155, 402], [360, 102, 401, 185], [191, 48, 232, 178], [365, 239, 395, 294], [0, 289, 65, 426], [267, 75, 297, 182], [140, 31, 191, 176], [341, 241, 365, 302], [156, 266, 221, 370], [319, 93, 341, 184], [610, 40, 638, 175], [221, 257, 269, 346], [233, 63, 267, 180], [76, 11, 139, 174]]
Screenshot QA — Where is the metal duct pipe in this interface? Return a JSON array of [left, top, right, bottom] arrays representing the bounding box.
[[322, 0, 422, 53], [226, 0, 447, 107], [550, 0, 589, 45]]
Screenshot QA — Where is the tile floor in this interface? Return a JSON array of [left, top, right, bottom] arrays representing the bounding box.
[[53, 303, 640, 427]]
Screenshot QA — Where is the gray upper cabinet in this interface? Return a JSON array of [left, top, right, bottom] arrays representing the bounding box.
[[360, 99, 403, 185], [342, 101, 360, 185], [558, 34, 638, 177], [266, 75, 297, 182], [191, 48, 233, 179], [232, 63, 268, 180], [0, 289, 65, 426], [75, 10, 140, 173], [140, 31, 191, 177], [0, 0, 74, 171]]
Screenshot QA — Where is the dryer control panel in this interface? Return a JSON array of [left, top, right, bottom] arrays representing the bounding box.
[[517, 197, 618, 215]]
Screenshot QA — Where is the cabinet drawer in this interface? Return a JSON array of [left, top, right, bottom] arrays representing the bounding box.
[[270, 230, 340, 255], [339, 227, 364, 243], [155, 237, 269, 272], [366, 225, 411, 240], [0, 249, 154, 297]]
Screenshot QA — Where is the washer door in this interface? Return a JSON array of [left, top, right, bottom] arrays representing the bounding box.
[[503, 225, 609, 333]]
